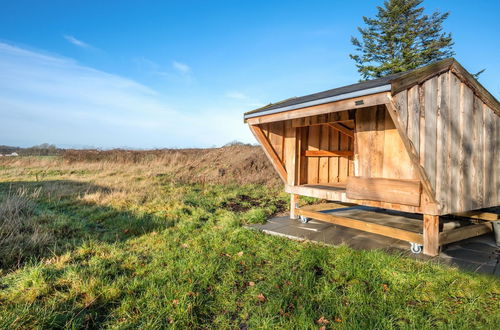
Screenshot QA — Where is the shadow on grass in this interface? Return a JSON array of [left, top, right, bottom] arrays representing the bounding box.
[[0, 180, 175, 271], [0, 179, 288, 328]]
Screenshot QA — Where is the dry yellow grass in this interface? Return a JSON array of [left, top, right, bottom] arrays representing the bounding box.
[[60, 145, 280, 184], [0, 145, 281, 215]]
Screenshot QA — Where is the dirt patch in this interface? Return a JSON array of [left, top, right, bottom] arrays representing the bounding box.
[[220, 194, 287, 214], [220, 194, 262, 212]]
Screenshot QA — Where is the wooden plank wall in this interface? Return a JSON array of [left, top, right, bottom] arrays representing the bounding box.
[[259, 121, 287, 172], [394, 71, 500, 214], [258, 110, 355, 186], [355, 105, 417, 180], [303, 111, 354, 184]]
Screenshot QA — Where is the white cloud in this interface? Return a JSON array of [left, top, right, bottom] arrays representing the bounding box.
[[63, 35, 93, 49], [172, 61, 190, 74], [224, 91, 265, 110], [134, 57, 172, 78], [0, 42, 254, 148]]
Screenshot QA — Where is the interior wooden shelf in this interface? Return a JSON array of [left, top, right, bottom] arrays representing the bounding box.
[[301, 183, 347, 191]]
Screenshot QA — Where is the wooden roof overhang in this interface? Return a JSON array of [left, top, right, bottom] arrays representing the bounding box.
[[245, 91, 391, 125], [244, 58, 500, 125]]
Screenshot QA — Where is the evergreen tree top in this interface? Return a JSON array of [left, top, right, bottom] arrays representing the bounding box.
[[350, 0, 454, 80]]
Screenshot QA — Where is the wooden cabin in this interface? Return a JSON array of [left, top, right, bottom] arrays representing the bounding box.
[[244, 58, 499, 256]]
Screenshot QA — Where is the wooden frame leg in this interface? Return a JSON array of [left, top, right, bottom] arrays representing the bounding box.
[[290, 194, 299, 219], [423, 214, 439, 256]]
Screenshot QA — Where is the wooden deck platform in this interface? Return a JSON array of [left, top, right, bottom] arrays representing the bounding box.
[[293, 203, 495, 254]]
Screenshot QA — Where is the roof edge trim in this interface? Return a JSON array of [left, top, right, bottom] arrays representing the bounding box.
[[390, 58, 455, 95], [244, 84, 391, 120]]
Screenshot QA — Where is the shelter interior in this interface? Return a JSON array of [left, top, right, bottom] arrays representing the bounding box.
[[254, 104, 427, 210]]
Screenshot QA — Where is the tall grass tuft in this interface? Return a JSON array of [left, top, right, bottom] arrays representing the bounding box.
[[0, 187, 50, 270]]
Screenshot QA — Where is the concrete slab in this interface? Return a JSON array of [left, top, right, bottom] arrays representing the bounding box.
[[441, 248, 497, 265], [248, 209, 500, 276], [495, 264, 500, 276]]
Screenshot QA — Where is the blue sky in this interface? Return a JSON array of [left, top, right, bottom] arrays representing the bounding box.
[[1, 0, 499, 149]]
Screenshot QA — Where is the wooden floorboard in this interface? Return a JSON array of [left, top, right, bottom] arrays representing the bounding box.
[[295, 208, 424, 244]]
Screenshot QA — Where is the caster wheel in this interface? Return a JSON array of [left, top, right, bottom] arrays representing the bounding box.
[[410, 242, 423, 254], [299, 215, 310, 224]]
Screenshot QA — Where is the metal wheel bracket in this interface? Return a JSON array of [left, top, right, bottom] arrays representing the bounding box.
[[299, 215, 310, 224], [410, 242, 423, 254]]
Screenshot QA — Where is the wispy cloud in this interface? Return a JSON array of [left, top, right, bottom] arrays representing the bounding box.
[[134, 58, 194, 83], [172, 61, 190, 74], [224, 91, 264, 109], [63, 35, 93, 49], [0, 42, 253, 148]]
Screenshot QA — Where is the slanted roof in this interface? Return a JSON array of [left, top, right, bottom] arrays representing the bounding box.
[[245, 72, 404, 116], [244, 58, 500, 120]]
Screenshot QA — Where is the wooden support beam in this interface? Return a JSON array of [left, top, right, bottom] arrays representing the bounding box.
[[304, 150, 354, 157], [299, 202, 356, 212], [290, 194, 299, 219], [327, 123, 354, 138], [453, 211, 499, 221], [249, 124, 287, 183], [423, 215, 439, 256], [293, 119, 354, 128], [439, 222, 493, 246], [295, 208, 423, 244], [284, 122, 297, 185], [297, 126, 307, 185]]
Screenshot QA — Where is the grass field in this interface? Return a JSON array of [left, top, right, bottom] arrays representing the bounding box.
[[0, 148, 499, 329]]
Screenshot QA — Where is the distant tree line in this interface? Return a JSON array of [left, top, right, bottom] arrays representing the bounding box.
[[0, 144, 62, 156], [0, 142, 255, 158]]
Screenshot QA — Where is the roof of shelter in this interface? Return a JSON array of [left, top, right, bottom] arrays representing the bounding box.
[[244, 58, 500, 120]]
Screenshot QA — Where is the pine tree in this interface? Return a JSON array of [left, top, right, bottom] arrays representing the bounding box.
[[350, 0, 454, 80]]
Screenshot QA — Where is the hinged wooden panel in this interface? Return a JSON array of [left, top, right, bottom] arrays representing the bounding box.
[[346, 176, 421, 206]]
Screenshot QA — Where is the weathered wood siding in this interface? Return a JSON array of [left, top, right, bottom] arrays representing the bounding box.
[[355, 105, 417, 180], [394, 72, 500, 214]]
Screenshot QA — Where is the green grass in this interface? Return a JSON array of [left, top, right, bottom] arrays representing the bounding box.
[[0, 159, 499, 329]]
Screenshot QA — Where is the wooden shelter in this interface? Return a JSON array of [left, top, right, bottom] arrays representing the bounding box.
[[244, 58, 499, 256]]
